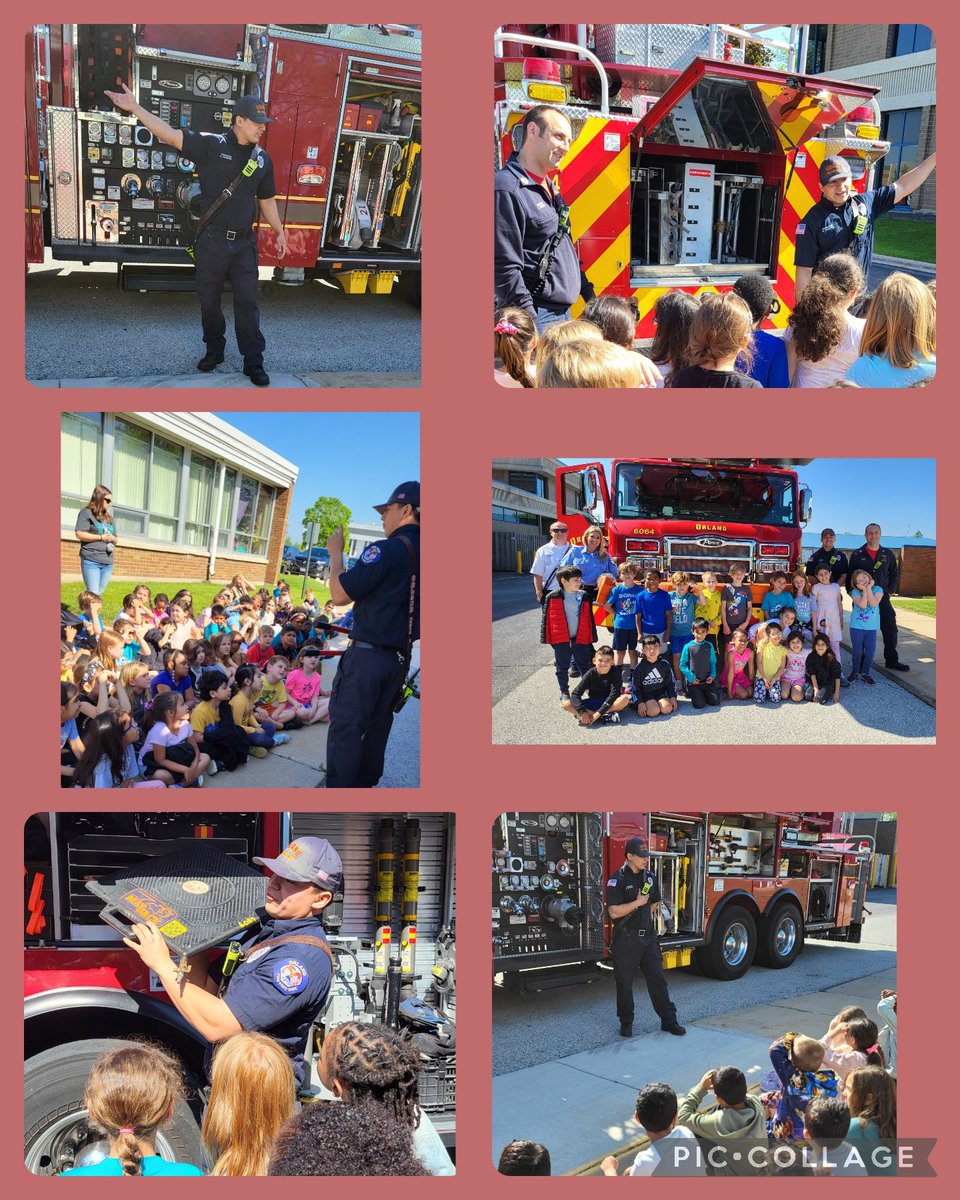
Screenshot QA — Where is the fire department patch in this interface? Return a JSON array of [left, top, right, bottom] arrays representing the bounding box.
[[362, 545, 381, 564], [273, 959, 309, 994]]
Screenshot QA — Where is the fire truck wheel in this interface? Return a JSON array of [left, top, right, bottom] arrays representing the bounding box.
[[396, 270, 421, 307], [24, 1038, 204, 1176], [695, 905, 756, 981], [755, 901, 804, 969]]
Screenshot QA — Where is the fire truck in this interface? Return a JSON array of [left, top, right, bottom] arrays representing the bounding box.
[[26, 24, 422, 297], [493, 811, 873, 991], [557, 458, 813, 618], [494, 24, 890, 335], [25, 811, 455, 1174]]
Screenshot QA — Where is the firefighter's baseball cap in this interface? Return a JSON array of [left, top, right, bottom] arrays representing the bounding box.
[[254, 837, 343, 892], [819, 156, 852, 187], [235, 95, 272, 123], [373, 481, 420, 514], [625, 837, 649, 858]]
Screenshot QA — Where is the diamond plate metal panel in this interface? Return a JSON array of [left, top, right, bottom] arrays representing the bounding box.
[[594, 24, 711, 71], [47, 106, 79, 242]]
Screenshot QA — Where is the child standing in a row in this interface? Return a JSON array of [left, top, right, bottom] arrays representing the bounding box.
[[541, 567, 597, 702]]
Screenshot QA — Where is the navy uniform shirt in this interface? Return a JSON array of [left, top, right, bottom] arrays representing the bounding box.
[[805, 546, 849, 583], [220, 914, 332, 1091], [180, 126, 276, 232], [339, 524, 420, 648], [795, 184, 896, 278], [606, 863, 661, 934], [847, 544, 899, 595]]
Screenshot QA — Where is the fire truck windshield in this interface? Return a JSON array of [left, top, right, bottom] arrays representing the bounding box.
[[615, 463, 796, 528]]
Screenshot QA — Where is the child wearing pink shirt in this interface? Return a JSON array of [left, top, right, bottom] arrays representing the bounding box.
[[285, 644, 330, 724]]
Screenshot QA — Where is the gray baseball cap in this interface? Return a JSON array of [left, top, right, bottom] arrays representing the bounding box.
[[254, 836, 343, 892]]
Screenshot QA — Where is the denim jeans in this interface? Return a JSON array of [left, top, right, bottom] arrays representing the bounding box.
[[850, 627, 877, 676], [80, 559, 113, 597], [534, 304, 572, 334], [247, 719, 277, 749]]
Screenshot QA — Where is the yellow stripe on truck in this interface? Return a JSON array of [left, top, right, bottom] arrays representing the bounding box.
[[569, 141, 629, 242]]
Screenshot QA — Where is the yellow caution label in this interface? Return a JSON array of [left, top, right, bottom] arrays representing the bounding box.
[[160, 919, 187, 937]]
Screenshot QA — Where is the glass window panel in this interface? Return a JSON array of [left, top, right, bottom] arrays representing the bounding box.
[[235, 475, 258, 553], [112, 507, 145, 537], [253, 485, 274, 543], [60, 413, 102, 505], [148, 435, 182, 541], [113, 419, 149, 511], [903, 109, 922, 142], [150, 516, 179, 542], [183, 452, 215, 547]]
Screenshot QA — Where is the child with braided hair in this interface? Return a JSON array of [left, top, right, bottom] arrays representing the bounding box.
[[59, 1043, 203, 1176], [319, 1020, 455, 1175]]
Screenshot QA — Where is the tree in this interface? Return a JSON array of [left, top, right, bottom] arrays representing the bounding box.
[[301, 496, 352, 548], [726, 23, 775, 68]]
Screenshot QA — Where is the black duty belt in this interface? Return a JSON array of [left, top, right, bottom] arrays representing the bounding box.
[[204, 226, 253, 240], [616, 925, 651, 936], [349, 639, 404, 653]]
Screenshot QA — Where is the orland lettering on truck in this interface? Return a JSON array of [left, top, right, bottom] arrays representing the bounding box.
[[555, 459, 813, 607]]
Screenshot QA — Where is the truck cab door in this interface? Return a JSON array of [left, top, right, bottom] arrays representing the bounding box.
[[556, 462, 610, 546]]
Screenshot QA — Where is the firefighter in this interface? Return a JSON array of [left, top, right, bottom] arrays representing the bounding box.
[[103, 83, 287, 386], [805, 528, 849, 587], [794, 151, 936, 299], [494, 105, 596, 332], [322, 483, 420, 788], [847, 523, 909, 672], [606, 837, 685, 1039], [123, 837, 341, 1092]]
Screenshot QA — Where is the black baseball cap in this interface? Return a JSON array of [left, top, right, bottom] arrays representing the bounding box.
[[235, 95, 272, 123], [819, 156, 851, 186], [373, 481, 420, 514], [254, 837, 343, 892], [625, 837, 649, 858]]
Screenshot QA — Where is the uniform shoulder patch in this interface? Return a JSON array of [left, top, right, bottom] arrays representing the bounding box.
[[607, 877, 618, 887], [272, 958, 309, 994], [361, 545, 381, 564], [796, 222, 806, 235]]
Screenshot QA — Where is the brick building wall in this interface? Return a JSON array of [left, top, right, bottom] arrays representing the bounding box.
[[61, 484, 293, 586], [824, 25, 891, 69], [915, 104, 936, 212], [897, 545, 936, 596]]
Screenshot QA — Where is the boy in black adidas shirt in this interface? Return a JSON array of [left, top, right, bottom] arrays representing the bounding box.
[[632, 635, 678, 718], [562, 646, 632, 726]]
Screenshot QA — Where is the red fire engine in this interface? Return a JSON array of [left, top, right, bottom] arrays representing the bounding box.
[[25, 812, 456, 1174], [494, 24, 889, 335], [26, 24, 422, 297], [493, 811, 873, 990], [556, 458, 813, 619]]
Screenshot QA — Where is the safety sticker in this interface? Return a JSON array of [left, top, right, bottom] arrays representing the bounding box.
[[159, 919, 187, 937], [362, 545, 381, 564], [306, 146, 318, 159], [604, 132, 620, 152], [273, 959, 309, 994], [714, 880, 724, 892]]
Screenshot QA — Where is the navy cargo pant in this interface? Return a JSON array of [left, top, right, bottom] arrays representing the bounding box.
[[194, 228, 265, 367], [611, 927, 678, 1029], [324, 646, 406, 788], [878, 592, 901, 666]]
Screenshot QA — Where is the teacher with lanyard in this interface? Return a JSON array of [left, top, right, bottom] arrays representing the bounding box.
[[558, 527, 617, 678], [794, 151, 936, 300], [75, 484, 119, 596]]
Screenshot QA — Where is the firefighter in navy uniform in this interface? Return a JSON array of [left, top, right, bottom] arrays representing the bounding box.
[[323, 482, 420, 788], [847, 523, 909, 672], [805, 528, 849, 587], [606, 837, 685, 1039], [123, 836, 341, 1093], [103, 84, 287, 387]]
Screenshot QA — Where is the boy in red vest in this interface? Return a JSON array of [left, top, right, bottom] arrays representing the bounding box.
[[540, 565, 597, 703]]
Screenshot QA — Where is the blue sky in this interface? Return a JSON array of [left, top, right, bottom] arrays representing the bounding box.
[[216, 412, 419, 542], [561, 459, 936, 537]]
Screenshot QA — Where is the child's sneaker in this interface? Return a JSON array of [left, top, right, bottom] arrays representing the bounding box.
[[862, 674, 875, 685], [601, 711, 621, 725], [847, 672, 859, 683], [207, 759, 220, 776], [272, 732, 292, 745], [560, 693, 570, 704], [193, 774, 205, 787], [249, 746, 269, 758]]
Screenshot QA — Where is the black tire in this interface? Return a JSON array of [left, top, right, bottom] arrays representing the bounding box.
[[695, 905, 756, 981], [755, 902, 804, 968], [24, 1038, 203, 1176], [395, 270, 421, 308]]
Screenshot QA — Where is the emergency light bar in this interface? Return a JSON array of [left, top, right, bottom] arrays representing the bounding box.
[[523, 57, 566, 104]]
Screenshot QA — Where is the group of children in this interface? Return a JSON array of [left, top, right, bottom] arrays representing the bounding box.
[[60, 579, 355, 788], [495, 259, 935, 389], [500, 991, 897, 1176], [542, 560, 884, 723]]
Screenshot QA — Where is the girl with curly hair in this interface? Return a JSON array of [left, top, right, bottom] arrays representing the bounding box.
[[785, 253, 865, 387]]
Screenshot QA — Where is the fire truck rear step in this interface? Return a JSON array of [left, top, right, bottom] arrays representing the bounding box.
[[119, 263, 204, 292]]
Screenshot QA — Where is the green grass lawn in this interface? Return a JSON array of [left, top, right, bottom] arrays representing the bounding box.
[[873, 218, 936, 264], [61, 575, 330, 614], [891, 596, 936, 617]]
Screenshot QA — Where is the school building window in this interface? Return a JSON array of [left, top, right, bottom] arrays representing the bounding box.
[[508, 471, 547, 498], [880, 109, 922, 198], [493, 504, 539, 526], [60, 414, 279, 557], [893, 25, 932, 56]]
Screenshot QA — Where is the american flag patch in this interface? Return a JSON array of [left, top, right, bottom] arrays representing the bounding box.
[[796, 223, 806, 235]]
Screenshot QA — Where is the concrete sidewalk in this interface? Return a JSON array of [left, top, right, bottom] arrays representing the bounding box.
[[840, 594, 935, 707], [32, 370, 419, 389], [492, 967, 896, 1176]]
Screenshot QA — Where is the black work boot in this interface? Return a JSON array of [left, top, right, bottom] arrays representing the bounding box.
[[244, 363, 270, 387], [197, 351, 224, 372]]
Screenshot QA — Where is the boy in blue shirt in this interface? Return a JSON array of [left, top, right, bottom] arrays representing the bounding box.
[[601, 561, 645, 669], [669, 571, 697, 695], [638, 569, 673, 648], [679, 619, 721, 709], [761, 573, 792, 620]]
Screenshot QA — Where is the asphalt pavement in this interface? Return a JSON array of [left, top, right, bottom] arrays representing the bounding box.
[[492, 889, 897, 1174], [869, 254, 935, 290], [492, 574, 935, 745], [202, 638, 420, 788], [25, 253, 420, 384]]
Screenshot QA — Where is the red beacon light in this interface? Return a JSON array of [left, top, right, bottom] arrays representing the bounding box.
[[523, 57, 566, 104]]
